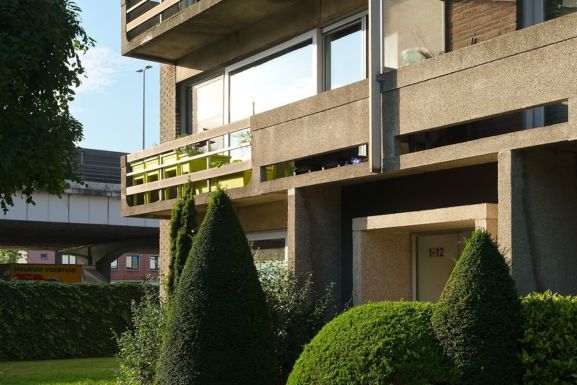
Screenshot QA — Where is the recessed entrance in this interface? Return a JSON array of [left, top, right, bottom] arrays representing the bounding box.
[[352, 204, 497, 305], [414, 230, 471, 302]]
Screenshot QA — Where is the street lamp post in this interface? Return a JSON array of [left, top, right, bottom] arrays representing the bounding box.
[[137, 65, 153, 150]]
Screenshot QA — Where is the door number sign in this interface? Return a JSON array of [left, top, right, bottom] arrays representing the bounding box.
[[429, 247, 444, 258]]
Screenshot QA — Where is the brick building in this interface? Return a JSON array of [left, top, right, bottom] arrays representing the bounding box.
[[120, 0, 577, 307], [26, 250, 160, 283]]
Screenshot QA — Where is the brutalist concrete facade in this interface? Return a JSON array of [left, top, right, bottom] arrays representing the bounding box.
[[121, 0, 577, 306]]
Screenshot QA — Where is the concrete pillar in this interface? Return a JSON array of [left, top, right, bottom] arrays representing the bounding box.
[[499, 148, 577, 295], [287, 186, 341, 304], [95, 257, 112, 283], [353, 230, 411, 305], [158, 219, 171, 297]]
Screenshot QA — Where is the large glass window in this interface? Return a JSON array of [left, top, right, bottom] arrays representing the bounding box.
[[190, 76, 224, 132], [228, 41, 315, 122], [383, 0, 445, 70], [324, 19, 366, 90], [179, 13, 368, 132]]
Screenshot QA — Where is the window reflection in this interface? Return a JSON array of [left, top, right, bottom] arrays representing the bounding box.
[[324, 22, 364, 90], [383, 0, 445, 70], [546, 0, 577, 20], [192, 76, 223, 132], [229, 42, 315, 122]]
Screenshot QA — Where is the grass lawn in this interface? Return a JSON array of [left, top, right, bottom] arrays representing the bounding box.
[[0, 357, 118, 385]]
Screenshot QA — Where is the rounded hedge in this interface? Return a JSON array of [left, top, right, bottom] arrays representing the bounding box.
[[431, 229, 521, 385], [156, 189, 276, 385], [287, 301, 458, 385]]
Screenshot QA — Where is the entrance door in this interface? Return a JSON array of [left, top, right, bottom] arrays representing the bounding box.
[[416, 230, 471, 302]]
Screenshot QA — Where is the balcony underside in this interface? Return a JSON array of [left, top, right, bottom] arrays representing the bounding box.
[[123, 0, 300, 62]]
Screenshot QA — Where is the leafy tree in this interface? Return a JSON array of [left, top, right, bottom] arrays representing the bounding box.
[[0, 249, 22, 264], [431, 229, 521, 385], [156, 189, 276, 385], [116, 286, 164, 385], [0, 0, 94, 213], [256, 261, 335, 385], [166, 183, 197, 297]]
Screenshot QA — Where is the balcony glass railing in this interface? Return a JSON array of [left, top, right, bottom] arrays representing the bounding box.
[[126, 125, 251, 206]]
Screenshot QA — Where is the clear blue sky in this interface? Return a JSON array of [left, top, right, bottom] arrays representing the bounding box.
[[70, 0, 160, 154]]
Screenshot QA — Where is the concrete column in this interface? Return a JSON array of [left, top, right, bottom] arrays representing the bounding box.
[[287, 186, 341, 304], [95, 257, 112, 283], [569, 97, 577, 141], [158, 219, 171, 297], [499, 148, 577, 295]]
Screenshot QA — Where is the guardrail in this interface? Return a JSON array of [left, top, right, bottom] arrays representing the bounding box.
[[125, 119, 251, 206]]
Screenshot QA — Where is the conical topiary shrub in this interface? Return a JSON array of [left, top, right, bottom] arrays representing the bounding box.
[[431, 229, 521, 385], [166, 183, 197, 297], [156, 189, 276, 385]]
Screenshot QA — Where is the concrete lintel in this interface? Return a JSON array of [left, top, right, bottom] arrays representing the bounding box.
[[353, 203, 498, 233]]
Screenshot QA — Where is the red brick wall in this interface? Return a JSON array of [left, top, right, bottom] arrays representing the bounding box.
[[447, 0, 520, 51], [111, 253, 160, 282]]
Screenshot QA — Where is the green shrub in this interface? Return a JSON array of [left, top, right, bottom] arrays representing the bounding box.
[[116, 286, 164, 385], [431, 229, 521, 385], [0, 281, 144, 361], [520, 291, 577, 385], [256, 260, 334, 385], [166, 183, 197, 297], [288, 301, 458, 385], [156, 189, 276, 385]]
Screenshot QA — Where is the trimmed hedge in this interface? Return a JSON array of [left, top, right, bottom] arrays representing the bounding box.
[[287, 302, 458, 385], [0, 281, 144, 361], [156, 189, 276, 385], [431, 230, 521, 385], [520, 291, 577, 385]]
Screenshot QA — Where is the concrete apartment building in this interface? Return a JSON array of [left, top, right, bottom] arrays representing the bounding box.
[[120, 0, 577, 307]]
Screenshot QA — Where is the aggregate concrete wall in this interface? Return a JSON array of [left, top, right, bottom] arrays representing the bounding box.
[[499, 147, 577, 295], [355, 230, 411, 303], [288, 186, 342, 305]]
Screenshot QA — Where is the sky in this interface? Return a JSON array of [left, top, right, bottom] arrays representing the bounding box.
[[70, 0, 160, 154]]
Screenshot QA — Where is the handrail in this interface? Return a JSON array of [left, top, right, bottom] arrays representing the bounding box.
[[126, 0, 180, 33], [126, 119, 250, 163], [126, 143, 251, 177]]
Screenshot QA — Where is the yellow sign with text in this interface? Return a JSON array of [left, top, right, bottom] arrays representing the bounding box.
[[9, 264, 82, 283]]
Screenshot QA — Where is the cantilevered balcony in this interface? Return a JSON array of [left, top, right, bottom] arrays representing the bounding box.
[[121, 80, 371, 218], [122, 0, 301, 62], [122, 119, 251, 216]]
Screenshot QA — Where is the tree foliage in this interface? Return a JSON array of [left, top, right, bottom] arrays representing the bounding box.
[[116, 286, 164, 385], [166, 183, 197, 297], [0, 0, 94, 213], [431, 229, 521, 385], [156, 189, 276, 385], [0, 249, 22, 264], [256, 261, 335, 385]]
